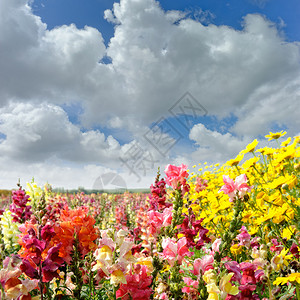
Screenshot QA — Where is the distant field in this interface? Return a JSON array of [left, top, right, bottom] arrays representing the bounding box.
[[53, 187, 151, 194], [0, 189, 11, 197]]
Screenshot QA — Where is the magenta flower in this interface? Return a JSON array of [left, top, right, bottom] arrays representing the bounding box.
[[20, 259, 39, 279], [42, 243, 64, 282], [225, 261, 242, 282], [23, 237, 46, 265], [290, 242, 300, 258], [9, 188, 32, 223], [179, 217, 211, 250], [41, 224, 56, 242], [149, 178, 170, 210], [219, 174, 252, 201], [270, 238, 283, 253], [239, 284, 259, 299]]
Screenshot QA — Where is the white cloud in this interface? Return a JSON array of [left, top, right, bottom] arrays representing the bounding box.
[[1, 0, 299, 129], [0, 103, 122, 165], [0, 102, 171, 188], [188, 124, 247, 164], [0, 0, 299, 188]]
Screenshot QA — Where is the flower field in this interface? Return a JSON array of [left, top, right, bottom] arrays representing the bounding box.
[[1, 132, 300, 300]]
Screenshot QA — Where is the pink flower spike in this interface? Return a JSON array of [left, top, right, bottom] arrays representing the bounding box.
[[164, 164, 189, 191], [219, 175, 236, 201], [193, 255, 214, 275], [235, 174, 252, 198], [219, 174, 251, 201]]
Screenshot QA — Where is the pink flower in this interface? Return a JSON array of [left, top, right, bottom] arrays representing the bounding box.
[[212, 238, 222, 253], [237, 226, 251, 248], [219, 174, 252, 202], [148, 207, 173, 236], [240, 262, 256, 285], [162, 207, 173, 227], [193, 255, 214, 276], [164, 164, 189, 192], [161, 237, 192, 266], [148, 210, 163, 236], [116, 265, 152, 300], [195, 177, 208, 192], [182, 277, 199, 298], [219, 175, 236, 200], [159, 292, 168, 300], [235, 174, 252, 199]]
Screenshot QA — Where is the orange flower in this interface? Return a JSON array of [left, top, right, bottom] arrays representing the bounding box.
[[54, 206, 98, 263]]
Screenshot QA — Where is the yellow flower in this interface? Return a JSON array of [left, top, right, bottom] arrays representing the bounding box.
[[265, 130, 287, 141], [226, 154, 244, 167], [256, 146, 275, 156], [110, 269, 127, 285], [281, 137, 291, 147], [220, 273, 239, 297], [271, 248, 293, 271], [286, 175, 297, 189], [281, 226, 295, 240], [267, 176, 288, 189], [206, 283, 219, 300], [241, 139, 259, 154], [274, 145, 296, 163], [136, 257, 153, 273], [203, 269, 217, 283], [274, 273, 300, 285], [242, 157, 260, 170], [230, 244, 243, 255], [256, 191, 268, 207]]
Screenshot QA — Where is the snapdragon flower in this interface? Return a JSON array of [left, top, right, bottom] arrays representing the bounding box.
[[0, 209, 20, 252], [219, 174, 252, 202]]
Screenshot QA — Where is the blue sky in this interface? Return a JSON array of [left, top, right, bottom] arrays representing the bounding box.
[[0, 0, 299, 189], [33, 0, 300, 44], [32, 0, 300, 42]]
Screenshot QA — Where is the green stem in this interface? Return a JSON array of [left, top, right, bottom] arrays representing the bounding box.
[[296, 284, 300, 300]]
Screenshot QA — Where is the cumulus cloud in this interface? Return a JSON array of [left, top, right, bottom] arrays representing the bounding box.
[[1, 0, 299, 127], [0, 0, 299, 188], [0, 103, 122, 165], [188, 124, 247, 164], [0, 102, 171, 188]]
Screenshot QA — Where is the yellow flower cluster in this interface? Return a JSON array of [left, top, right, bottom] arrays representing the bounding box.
[[187, 133, 300, 243]]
